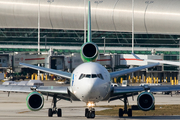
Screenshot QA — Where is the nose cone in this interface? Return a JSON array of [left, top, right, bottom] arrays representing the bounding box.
[[74, 78, 109, 103], [86, 79, 99, 94], [83, 78, 99, 94], [82, 79, 100, 102]]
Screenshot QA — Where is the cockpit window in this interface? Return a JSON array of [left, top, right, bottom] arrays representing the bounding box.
[[97, 74, 104, 80], [79, 73, 104, 80], [86, 74, 91, 78], [79, 74, 85, 79], [92, 74, 97, 78]]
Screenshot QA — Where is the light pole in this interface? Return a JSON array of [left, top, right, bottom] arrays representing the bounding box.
[[84, 0, 86, 43], [38, 0, 40, 54], [38, 0, 40, 80], [132, 0, 134, 54], [102, 37, 106, 54], [177, 38, 180, 82], [131, 0, 135, 85]]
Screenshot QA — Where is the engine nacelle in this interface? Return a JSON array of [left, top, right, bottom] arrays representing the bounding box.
[[80, 42, 99, 62], [137, 92, 155, 111], [26, 92, 44, 111]]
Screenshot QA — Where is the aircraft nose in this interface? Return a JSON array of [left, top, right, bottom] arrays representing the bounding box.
[[79, 79, 103, 101], [83, 79, 97, 93]]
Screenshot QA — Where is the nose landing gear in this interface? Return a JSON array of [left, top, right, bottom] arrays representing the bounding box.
[[85, 102, 95, 118], [85, 108, 95, 118]]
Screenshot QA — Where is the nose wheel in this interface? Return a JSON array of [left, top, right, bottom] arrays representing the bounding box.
[[85, 108, 95, 118]]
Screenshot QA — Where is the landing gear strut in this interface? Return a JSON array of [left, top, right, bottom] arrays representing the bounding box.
[[48, 95, 62, 117], [119, 95, 132, 117]]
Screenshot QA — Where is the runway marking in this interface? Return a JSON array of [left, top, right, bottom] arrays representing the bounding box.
[[18, 111, 30, 114]]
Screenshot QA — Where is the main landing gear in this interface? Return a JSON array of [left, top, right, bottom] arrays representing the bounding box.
[[48, 95, 62, 117], [119, 96, 132, 117]]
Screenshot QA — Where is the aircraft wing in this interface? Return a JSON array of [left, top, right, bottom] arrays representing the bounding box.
[[36, 86, 71, 101], [0, 85, 32, 92], [148, 85, 180, 92], [1, 62, 72, 99], [0, 84, 71, 101], [142, 59, 180, 66], [0, 85, 68, 94], [112, 85, 180, 95], [108, 86, 144, 102], [109, 85, 180, 102], [0, 62, 72, 101], [20, 62, 71, 79], [132, 53, 180, 66], [110, 63, 159, 78]]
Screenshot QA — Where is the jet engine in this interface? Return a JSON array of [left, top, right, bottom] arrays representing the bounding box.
[[26, 92, 44, 111], [137, 92, 155, 111], [80, 42, 99, 62]]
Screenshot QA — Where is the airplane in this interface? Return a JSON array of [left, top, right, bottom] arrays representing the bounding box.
[[1, 1, 180, 119]]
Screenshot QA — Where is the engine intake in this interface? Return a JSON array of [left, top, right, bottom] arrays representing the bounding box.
[[137, 92, 155, 111], [26, 92, 44, 111], [80, 42, 99, 62]]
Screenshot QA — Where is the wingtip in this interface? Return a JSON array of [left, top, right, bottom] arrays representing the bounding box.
[[131, 53, 142, 60]]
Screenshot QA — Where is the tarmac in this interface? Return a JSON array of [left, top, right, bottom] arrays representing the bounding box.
[[0, 81, 180, 120]]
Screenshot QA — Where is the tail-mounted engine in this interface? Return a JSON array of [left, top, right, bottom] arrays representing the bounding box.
[[80, 42, 99, 62], [26, 91, 44, 111], [137, 92, 155, 111]]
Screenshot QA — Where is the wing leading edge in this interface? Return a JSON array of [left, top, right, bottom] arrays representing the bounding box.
[[110, 63, 159, 78], [0, 85, 71, 101], [19, 62, 71, 79], [132, 53, 180, 66], [18, 63, 72, 101]]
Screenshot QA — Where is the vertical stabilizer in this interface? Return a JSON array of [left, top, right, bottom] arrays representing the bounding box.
[[80, 1, 99, 62], [87, 1, 91, 42]]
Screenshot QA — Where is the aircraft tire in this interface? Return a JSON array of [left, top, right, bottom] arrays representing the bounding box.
[[119, 108, 123, 117], [48, 108, 53, 117], [91, 111, 95, 118], [128, 109, 132, 117], [57, 108, 62, 117], [85, 108, 88, 117], [86, 111, 90, 118], [86, 111, 95, 118]]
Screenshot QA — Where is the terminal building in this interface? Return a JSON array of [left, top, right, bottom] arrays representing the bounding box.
[[0, 0, 179, 82]]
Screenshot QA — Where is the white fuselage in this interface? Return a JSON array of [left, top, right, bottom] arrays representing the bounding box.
[[70, 62, 111, 103]]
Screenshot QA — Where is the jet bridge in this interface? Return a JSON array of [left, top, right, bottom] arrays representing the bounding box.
[[64, 53, 163, 72]]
